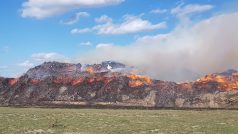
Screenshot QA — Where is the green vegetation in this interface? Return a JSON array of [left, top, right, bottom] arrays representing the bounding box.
[[0, 107, 238, 134]]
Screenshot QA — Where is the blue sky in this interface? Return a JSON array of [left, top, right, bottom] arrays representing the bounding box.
[[0, 0, 238, 79]]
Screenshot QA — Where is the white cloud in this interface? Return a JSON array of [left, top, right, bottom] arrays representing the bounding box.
[[150, 8, 167, 14], [17, 60, 34, 68], [71, 28, 91, 34], [135, 34, 169, 45], [171, 4, 214, 19], [94, 15, 166, 35], [95, 15, 112, 23], [80, 41, 93, 46], [73, 15, 166, 35], [31, 52, 68, 62], [63, 12, 90, 25], [96, 43, 114, 49], [78, 12, 238, 82], [21, 0, 124, 19]]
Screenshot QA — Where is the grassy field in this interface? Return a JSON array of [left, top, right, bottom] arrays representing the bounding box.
[[0, 107, 238, 134]]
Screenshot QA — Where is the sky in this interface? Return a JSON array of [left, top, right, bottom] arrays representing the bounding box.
[[0, 0, 238, 81]]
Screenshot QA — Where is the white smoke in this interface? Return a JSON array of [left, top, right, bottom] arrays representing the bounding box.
[[77, 12, 238, 82]]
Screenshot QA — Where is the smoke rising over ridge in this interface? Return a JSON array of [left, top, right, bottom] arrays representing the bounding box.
[[78, 12, 238, 82]]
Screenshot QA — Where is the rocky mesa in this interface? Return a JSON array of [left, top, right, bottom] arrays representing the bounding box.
[[0, 61, 238, 109]]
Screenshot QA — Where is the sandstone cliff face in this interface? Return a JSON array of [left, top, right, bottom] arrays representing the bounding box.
[[0, 61, 238, 108]]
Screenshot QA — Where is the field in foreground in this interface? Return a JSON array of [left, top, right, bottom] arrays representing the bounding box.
[[0, 107, 238, 134]]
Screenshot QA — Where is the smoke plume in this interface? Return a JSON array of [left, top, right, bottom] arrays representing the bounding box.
[[78, 12, 238, 82]]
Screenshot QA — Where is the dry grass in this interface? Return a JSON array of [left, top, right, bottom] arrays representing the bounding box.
[[0, 107, 238, 134]]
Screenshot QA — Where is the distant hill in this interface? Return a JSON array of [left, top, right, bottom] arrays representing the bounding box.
[[0, 61, 238, 108]]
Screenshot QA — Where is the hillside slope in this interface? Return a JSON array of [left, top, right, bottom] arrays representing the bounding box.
[[0, 61, 238, 108]]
